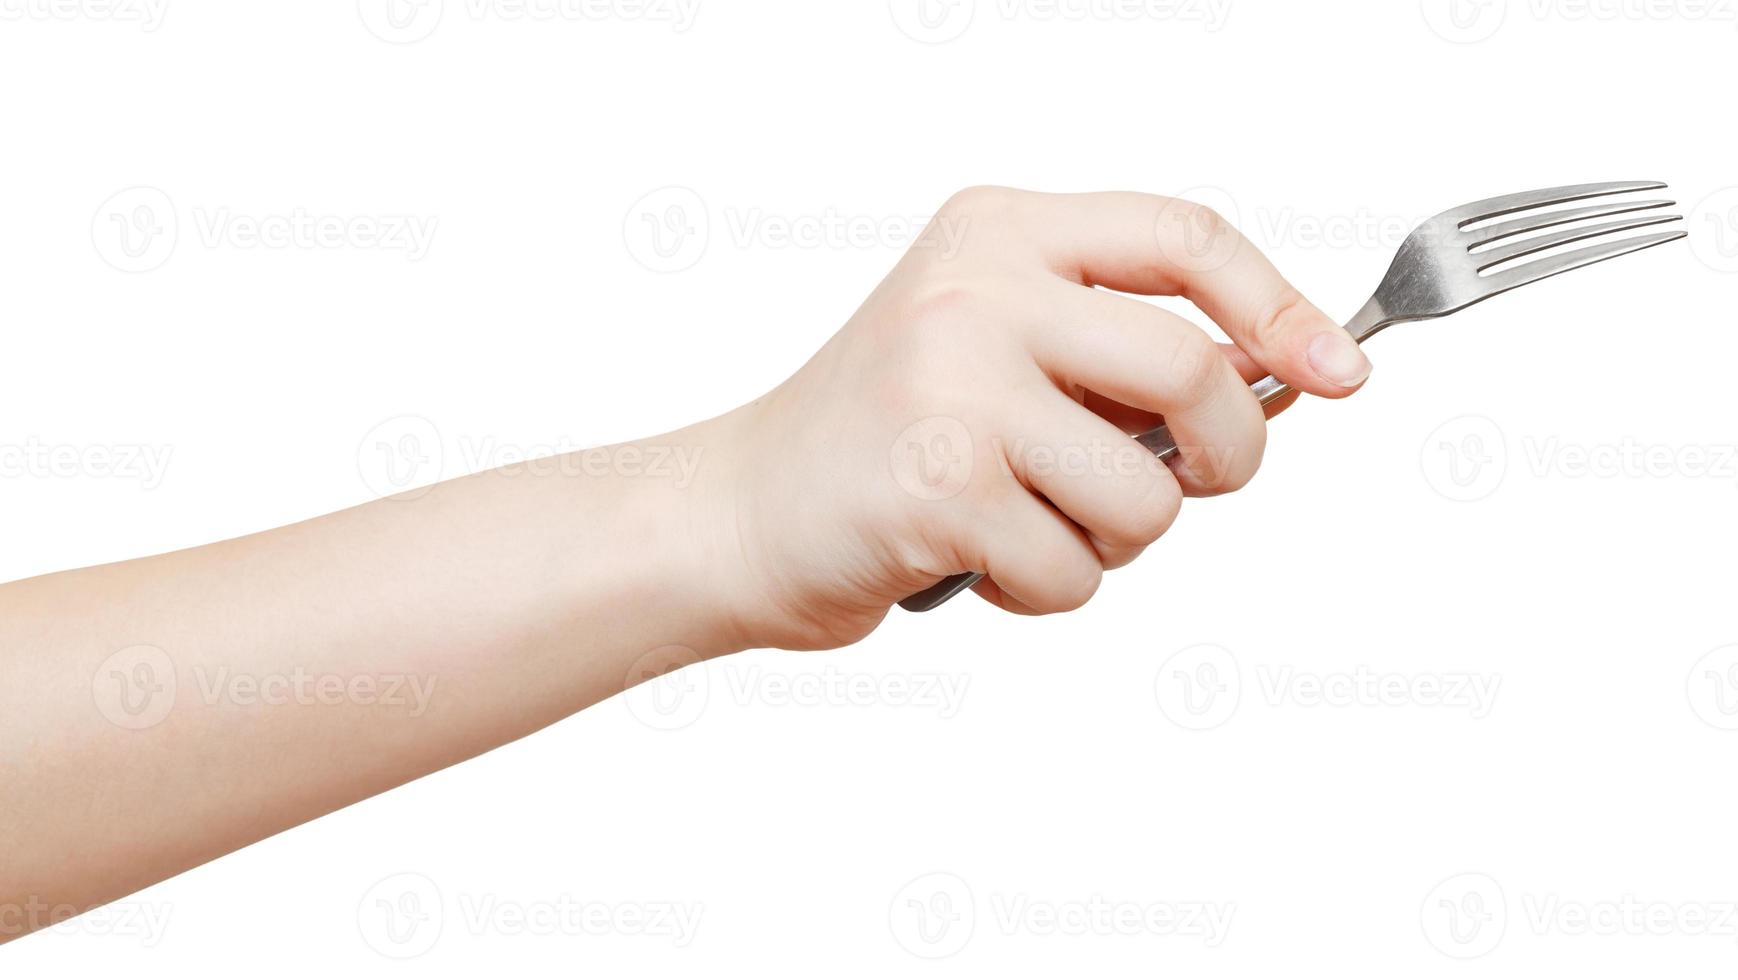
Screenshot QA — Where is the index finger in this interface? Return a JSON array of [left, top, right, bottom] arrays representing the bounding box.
[[1019, 189, 1373, 398]]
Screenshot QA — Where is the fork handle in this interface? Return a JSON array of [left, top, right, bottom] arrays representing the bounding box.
[[896, 374, 1297, 613]]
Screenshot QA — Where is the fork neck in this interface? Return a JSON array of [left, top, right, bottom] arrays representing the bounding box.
[[1344, 296, 1392, 344], [1244, 297, 1388, 407]]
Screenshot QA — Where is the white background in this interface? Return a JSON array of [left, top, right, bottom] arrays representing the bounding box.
[[4, 0, 1737, 974]]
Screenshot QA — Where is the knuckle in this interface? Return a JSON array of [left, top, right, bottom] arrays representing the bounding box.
[[1182, 201, 1231, 237], [1155, 198, 1233, 244], [1109, 476, 1183, 547], [1185, 427, 1265, 494], [1096, 541, 1146, 572], [1250, 289, 1318, 350], [905, 279, 983, 326], [941, 185, 1022, 220], [1047, 553, 1102, 613], [895, 278, 1009, 356], [1216, 449, 1263, 493], [1165, 330, 1227, 407]]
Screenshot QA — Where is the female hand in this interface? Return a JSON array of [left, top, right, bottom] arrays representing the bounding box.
[[714, 186, 1372, 650]]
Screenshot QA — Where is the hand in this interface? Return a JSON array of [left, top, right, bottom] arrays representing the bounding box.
[[712, 187, 1372, 650]]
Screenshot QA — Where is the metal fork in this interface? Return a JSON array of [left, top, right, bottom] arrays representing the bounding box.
[[899, 180, 1686, 613]]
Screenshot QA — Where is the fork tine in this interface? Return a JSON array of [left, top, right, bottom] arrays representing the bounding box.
[[1481, 230, 1686, 297], [1447, 180, 1667, 228], [1467, 199, 1675, 249], [1476, 215, 1682, 272]]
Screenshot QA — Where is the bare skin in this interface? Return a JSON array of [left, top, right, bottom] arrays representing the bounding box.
[[0, 187, 1370, 942]]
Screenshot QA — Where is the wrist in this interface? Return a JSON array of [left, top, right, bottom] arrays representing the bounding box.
[[659, 405, 781, 655], [675, 392, 898, 654], [572, 410, 769, 659]]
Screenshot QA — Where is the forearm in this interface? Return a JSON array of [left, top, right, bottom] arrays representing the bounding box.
[[0, 415, 749, 936]]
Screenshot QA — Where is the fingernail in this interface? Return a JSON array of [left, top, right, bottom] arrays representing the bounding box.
[[1306, 332, 1372, 388]]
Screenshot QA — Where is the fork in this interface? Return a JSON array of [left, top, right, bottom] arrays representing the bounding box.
[[899, 180, 1687, 613]]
